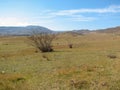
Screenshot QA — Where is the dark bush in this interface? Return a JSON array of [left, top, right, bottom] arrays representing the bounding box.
[[28, 32, 55, 52], [107, 54, 117, 59]]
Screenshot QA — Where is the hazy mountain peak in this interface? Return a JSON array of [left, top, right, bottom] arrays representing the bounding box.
[[0, 25, 52, 35]]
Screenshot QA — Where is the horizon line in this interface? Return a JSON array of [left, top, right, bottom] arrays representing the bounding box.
[[0, 25, 119, 31]]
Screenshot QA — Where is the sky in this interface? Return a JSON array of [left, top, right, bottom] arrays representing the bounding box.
[[0, 0, 120, 31]]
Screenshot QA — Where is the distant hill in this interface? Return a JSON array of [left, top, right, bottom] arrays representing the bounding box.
[[68, 26, 120, 35], [0, 25, 52, 35], [95, 26, 120, 34], [71, 29, 91, 34], [0, 25, 120, 36]]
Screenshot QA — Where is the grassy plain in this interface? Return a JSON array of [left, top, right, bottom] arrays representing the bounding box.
[[0, 33, 120, 90]]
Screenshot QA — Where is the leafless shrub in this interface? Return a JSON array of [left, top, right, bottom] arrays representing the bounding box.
[[107, 54, 117, 59], [70, 79, 90, 89], [68, 44, 73, 48], [42, 55, 50, 61], [65, 38, 73, 49], [28, 31, 55, 52]]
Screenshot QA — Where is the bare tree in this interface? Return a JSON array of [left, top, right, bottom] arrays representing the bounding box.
[[28, 31, 55, 52]]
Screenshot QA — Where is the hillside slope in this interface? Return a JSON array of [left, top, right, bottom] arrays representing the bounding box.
[[0, 25, 52, 35]]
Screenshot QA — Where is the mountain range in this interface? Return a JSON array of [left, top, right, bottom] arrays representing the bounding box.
[[0, 25, 120, 35], [0, 25, 52, 35], [69, 26, 120, 34], [95, 26, 120, 34]]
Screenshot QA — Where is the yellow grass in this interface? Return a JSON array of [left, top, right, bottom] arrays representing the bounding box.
[[0, 33, 120, 90]]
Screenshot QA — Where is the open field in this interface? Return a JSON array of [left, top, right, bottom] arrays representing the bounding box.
[[0, 33, 120, 90]]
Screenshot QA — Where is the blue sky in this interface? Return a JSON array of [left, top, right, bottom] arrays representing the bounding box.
[[0, 0, 120, 31]]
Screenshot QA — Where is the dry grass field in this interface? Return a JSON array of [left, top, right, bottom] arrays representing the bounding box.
[[0, 33, 120, 90]]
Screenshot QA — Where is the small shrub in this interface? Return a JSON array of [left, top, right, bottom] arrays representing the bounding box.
[[70, 80, 90, 89], [42, 55, 50, 61], [68, 44, 73, 48], [107, 54, 117, 59], [11, 77, 26, 83]]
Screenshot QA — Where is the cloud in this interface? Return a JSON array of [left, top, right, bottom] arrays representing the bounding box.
[[70, 15, 96, 21], [36, 5, 120, 22], [0, 17, 29, 26], [0, 5, 119, 29], [51, 5, 120, 16], [36, 11, 96, 22]]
